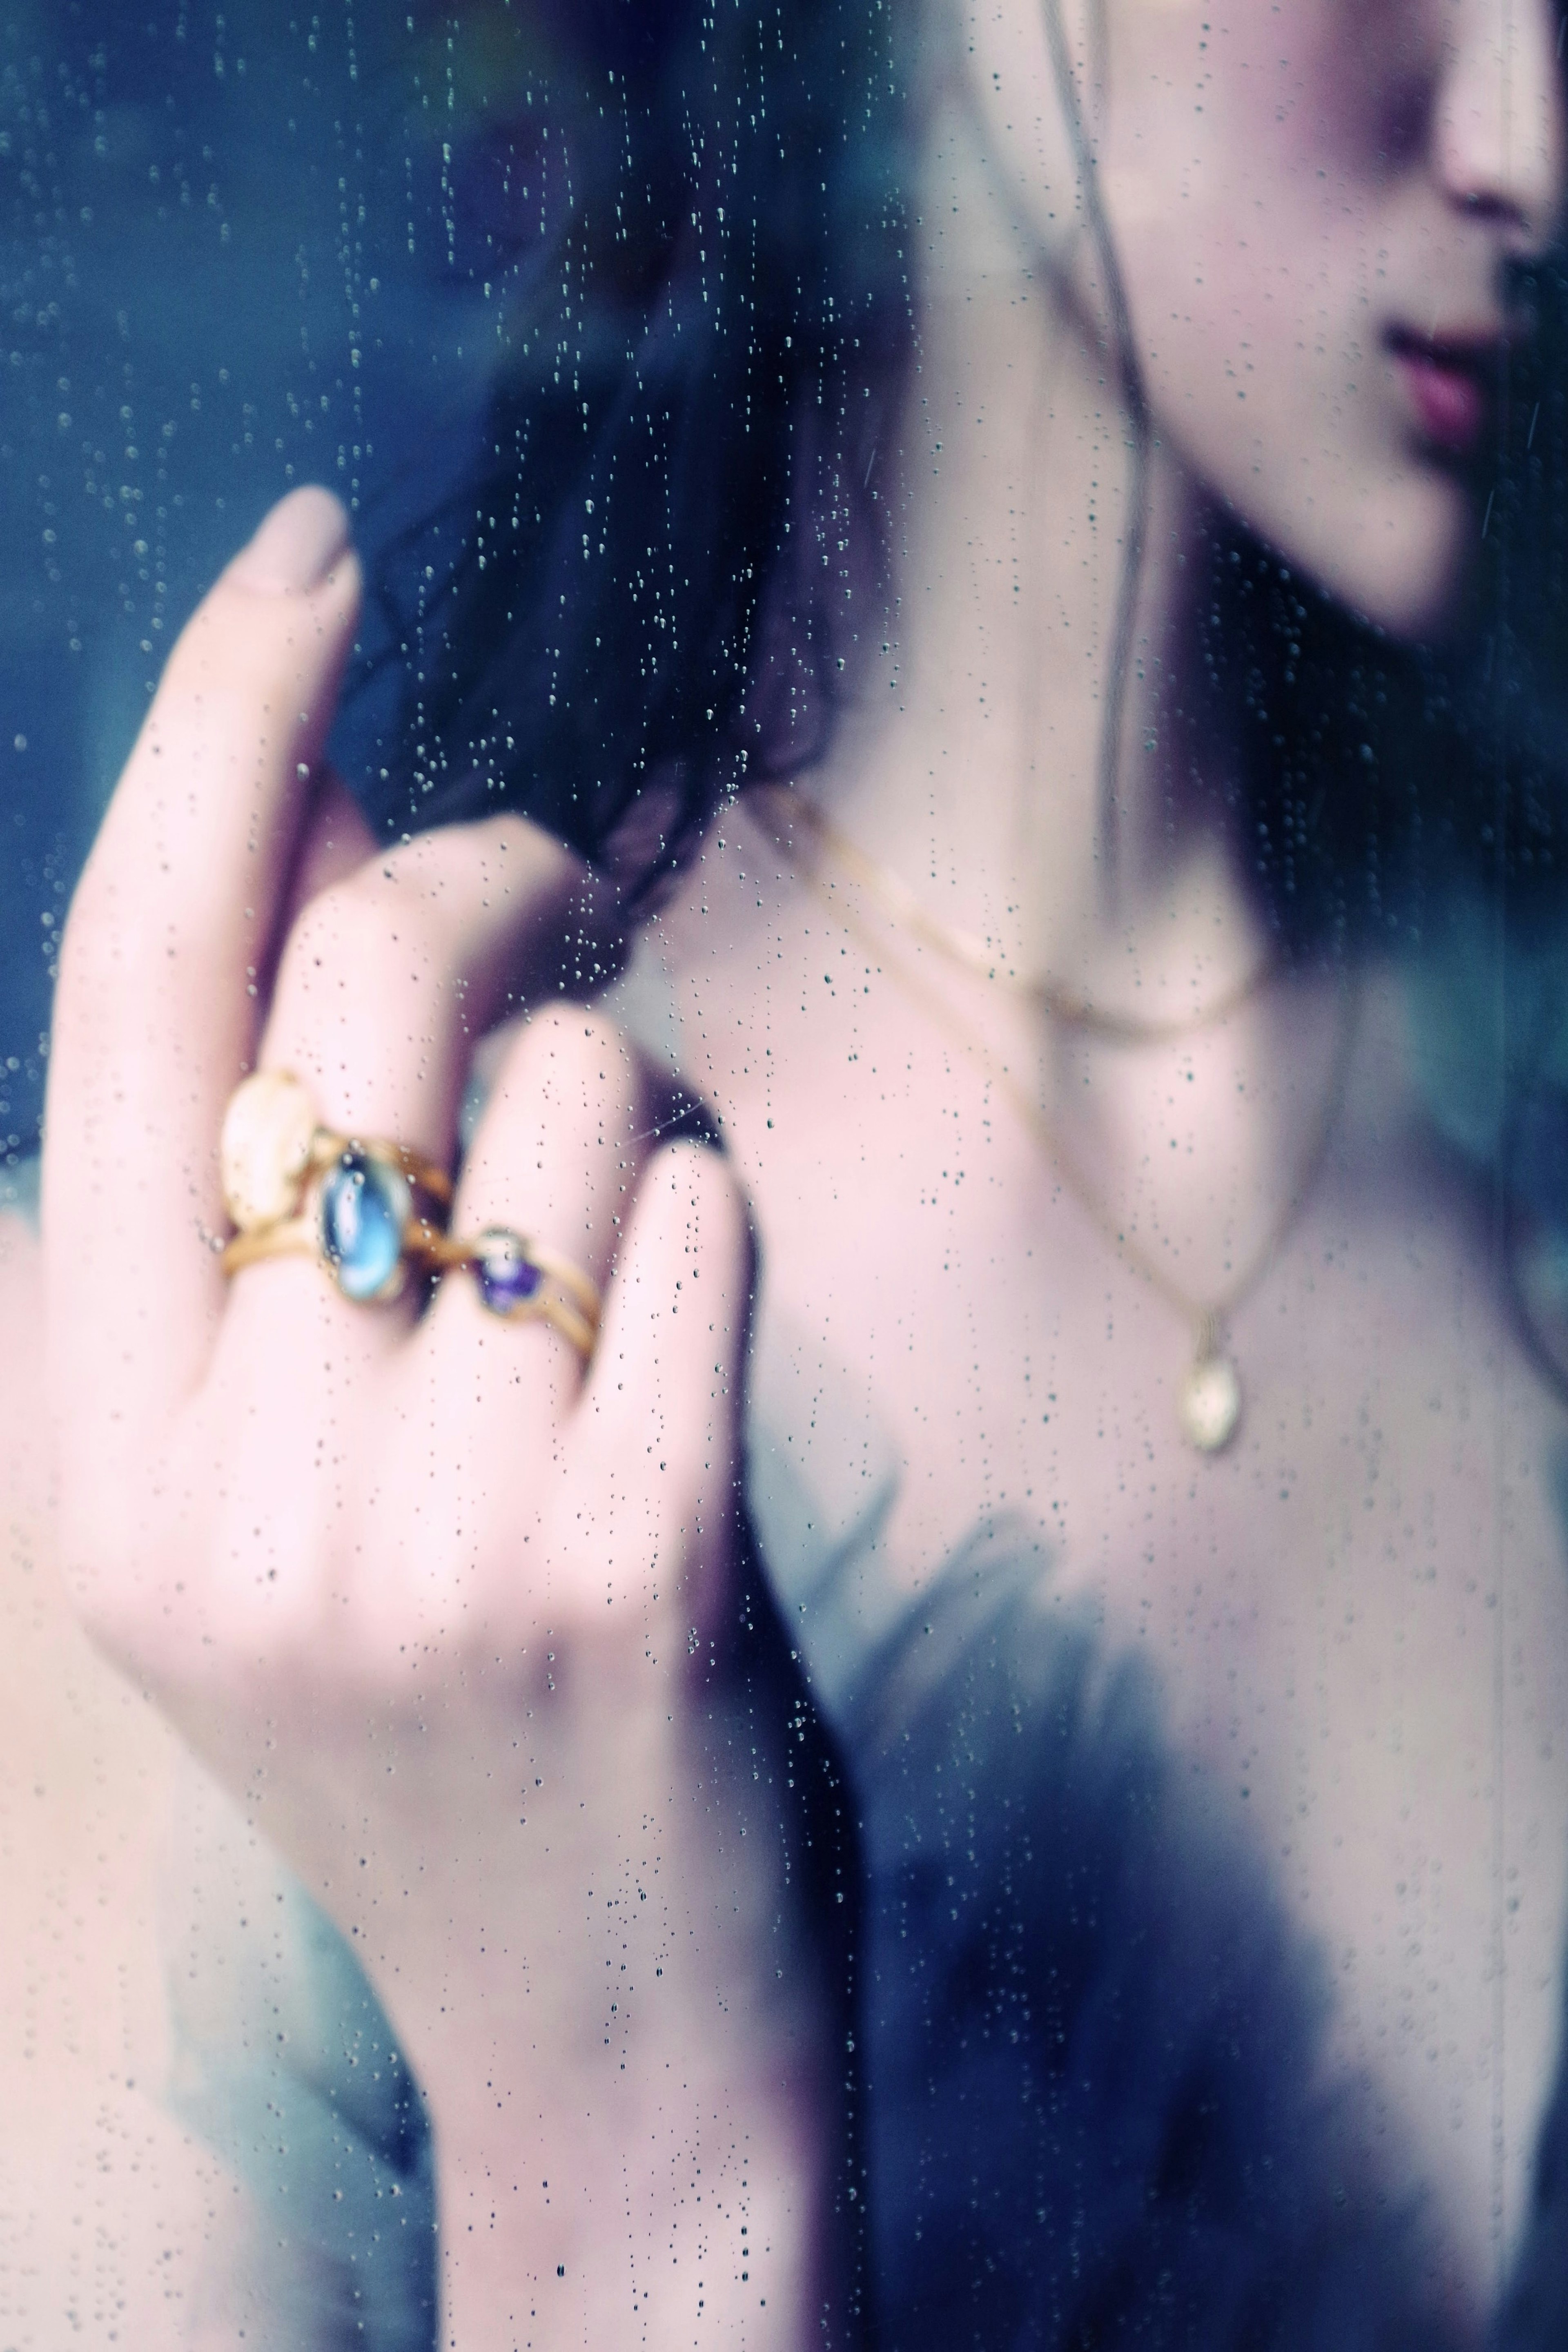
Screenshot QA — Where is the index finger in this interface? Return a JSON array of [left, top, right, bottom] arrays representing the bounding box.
[[44, 489, 361, 1476]]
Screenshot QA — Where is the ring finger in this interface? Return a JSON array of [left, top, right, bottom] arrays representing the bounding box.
[[421, 1004, 655, 1405]]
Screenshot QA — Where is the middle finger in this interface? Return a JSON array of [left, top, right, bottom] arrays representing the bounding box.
[[215, 813, 608, 1368]]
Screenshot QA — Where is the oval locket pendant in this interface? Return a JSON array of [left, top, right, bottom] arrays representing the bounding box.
[[1178, 1348, 1242, 1453]]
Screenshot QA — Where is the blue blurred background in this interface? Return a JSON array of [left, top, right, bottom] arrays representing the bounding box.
[[0, 0, 541, 1153]]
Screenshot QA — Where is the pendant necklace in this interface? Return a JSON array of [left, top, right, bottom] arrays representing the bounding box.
[[753, 783, 1359, 1455]]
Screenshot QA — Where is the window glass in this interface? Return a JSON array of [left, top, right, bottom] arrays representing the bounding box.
[[7, 2, 1568, 2343]]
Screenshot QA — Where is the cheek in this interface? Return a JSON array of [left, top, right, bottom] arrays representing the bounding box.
[[1102, 5, 1471, 633]]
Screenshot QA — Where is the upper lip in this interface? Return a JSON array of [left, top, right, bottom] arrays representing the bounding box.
[[1385, 322, 1521, 372]]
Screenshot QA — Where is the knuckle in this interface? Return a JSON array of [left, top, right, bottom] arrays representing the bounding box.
[[494, 1004, 644, 1124], [52, 876, 196, 1044], [53, 880, 122, 1006], [533, 1001, 628, 1061], [276, 874, 435, 1012], [151, 608, 321, 761]]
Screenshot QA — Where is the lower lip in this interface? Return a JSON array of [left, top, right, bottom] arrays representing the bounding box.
[[1394, 350, 1489, 456]]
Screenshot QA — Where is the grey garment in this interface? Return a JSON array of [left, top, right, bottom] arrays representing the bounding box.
[[744, 1291, 907, 1720], [2, 1153, 39, 1223], [159, 1768, 437, 2348]]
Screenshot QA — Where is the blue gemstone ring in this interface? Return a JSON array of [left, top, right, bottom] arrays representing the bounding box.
[[316, 1146, 428, 1304], [218, 1070, 454, 1306]]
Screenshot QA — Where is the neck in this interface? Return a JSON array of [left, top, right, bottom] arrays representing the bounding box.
[[808, 84, 1271, 1025]]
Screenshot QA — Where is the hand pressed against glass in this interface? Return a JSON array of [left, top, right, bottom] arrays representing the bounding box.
[[42, 490, 841, 2349]]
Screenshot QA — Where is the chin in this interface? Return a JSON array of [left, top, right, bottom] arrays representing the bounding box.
[[1267, 474, 1477, 647]]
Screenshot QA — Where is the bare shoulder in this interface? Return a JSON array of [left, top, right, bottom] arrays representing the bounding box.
[[0, 1211, 249, 2345]]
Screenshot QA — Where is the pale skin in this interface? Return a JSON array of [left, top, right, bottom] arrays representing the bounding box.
[[6, 0, 1567, 2345]]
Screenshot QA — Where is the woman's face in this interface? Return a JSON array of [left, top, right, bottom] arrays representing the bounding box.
[[967, 0, 1568, 635]]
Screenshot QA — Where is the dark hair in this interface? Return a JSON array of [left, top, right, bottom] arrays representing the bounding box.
[[359, 0, 1568, 961], [359, 0, 909, 899]]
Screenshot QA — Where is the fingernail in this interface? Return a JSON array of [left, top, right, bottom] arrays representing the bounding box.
[[229, 486, 352, 593]]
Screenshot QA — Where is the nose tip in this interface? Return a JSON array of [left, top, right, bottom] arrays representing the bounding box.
[[1435, 0, 1568, 251]]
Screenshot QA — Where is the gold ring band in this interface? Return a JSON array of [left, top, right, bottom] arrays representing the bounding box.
[[480, 1288, 599, 1361], [217, 1205, 451, 1278], [220, 1214, 315, 1277], [220, 1214, 601, 1363], [423, 1229, 601, 1320]]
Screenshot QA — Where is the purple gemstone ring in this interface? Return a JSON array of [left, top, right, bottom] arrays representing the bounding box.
[[430, 1223, 601, 1362], [473, 1228, 546, 1316]]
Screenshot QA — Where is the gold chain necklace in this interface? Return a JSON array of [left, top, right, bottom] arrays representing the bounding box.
[[778, 788, 1282, 1044], [751, 782, 1358, 1454]]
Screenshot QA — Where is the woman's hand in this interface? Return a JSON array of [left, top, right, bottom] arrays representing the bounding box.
[[42, 489, 848, 2348]]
